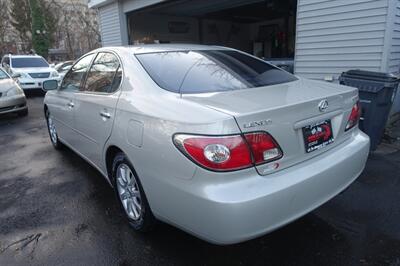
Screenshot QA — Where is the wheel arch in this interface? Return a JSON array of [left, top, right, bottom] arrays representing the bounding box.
[[44, 104, 48, 116], [104, 145, 152, 206], [105, 145, 126, 185]]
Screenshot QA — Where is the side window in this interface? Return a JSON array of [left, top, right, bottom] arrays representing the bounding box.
[[60, 54, 95, 92], [83, 52, 121, 93]]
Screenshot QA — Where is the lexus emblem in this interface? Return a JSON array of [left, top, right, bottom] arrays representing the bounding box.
[[318, 100, 329, 112]]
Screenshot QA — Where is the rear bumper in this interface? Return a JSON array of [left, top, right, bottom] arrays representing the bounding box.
[[0, 95, 27, 114], [155, 130, 370, 244]]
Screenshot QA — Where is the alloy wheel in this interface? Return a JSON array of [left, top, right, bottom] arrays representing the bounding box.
[[116, 163, 142, 220], [47, 115, 58, 145]]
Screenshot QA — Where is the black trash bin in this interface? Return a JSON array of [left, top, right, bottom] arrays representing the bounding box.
[[339, 70, 399, 150]]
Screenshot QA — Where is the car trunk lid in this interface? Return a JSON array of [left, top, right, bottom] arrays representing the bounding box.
[[182, 78, 359, 175]]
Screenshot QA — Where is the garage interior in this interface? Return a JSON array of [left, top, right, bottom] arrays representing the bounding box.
[[127, 0, 297, 62]]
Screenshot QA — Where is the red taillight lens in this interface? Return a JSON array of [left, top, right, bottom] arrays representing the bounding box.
[[173, 132, 282, 171], [174, 135, 252, 171], [244, 132, 283, 164], [345, 101, 361, 131]]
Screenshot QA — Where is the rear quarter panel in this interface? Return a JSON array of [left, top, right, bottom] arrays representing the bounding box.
[[104, 52, 240, 215]]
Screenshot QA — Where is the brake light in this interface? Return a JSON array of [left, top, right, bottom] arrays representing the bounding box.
[[173, 132, 283, 171], [244, 132, 283, 164], [173, 135, 252, 171], [345, 101, 361, 131]]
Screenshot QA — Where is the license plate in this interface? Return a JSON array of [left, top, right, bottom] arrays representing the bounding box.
[[302, 120, 334, 153]]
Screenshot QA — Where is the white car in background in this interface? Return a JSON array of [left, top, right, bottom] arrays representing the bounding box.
[[1, 54, 61, 91]]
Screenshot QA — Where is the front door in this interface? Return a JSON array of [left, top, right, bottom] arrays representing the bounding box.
[[73, 52, 123, 167]]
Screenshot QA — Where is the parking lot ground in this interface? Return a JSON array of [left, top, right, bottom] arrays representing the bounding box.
[[1, 95, 400, 266]]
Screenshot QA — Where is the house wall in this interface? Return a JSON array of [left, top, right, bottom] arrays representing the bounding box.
[[388, 0, 400, 75], [295, 0, 400, 114], [295, 0, 390, 80], [386, 0, 400, 113], [98, 1, 128, 46]]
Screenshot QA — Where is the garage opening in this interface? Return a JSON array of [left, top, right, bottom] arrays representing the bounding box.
[[127, 0, 297, 72]]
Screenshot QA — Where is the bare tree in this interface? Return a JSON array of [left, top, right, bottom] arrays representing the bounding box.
[[70, 1, 101, 51], [9, 0, 32, 52], [49, 0, 100, 59], [0, 0, 10, 54]]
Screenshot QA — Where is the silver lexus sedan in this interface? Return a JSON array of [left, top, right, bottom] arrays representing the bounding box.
[[43, 44, 370, 244]]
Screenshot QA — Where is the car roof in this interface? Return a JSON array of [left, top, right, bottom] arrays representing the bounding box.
[[56, 61, 73, 66], [8, 54, 44, 58], [96, 44, 232, 55]]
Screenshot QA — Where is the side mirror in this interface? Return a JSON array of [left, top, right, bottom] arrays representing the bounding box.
[[11, 73, 21, 79], [43, 80, 58, 91]]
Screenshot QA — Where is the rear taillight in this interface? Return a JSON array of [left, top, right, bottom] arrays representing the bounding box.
[[173, 135, 253, 171], [244, 132, 283, 164], [173, 132, 282, 172], [345, 101, 361, 131]]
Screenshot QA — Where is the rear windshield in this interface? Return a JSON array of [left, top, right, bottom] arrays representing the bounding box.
[[136, 50, 297, 94], [11, 57, 49, 68]]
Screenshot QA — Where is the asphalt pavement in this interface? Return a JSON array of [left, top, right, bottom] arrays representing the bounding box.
[[1, 94, 400, 266]]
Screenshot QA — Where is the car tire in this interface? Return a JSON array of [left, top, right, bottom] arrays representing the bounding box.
[[45, 109, 63, 150], [18, 108, 28, 117], [112, 152, 156, 232]]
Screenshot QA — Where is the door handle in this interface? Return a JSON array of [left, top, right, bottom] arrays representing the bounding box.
[[100, 111, 111, 119], [67, 102, 74, 108]]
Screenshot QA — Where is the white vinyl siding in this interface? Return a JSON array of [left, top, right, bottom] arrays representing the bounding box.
[[388, 0, 400, 74], [387, 0, 400, 113], [295, 0, 389, 80], [98, 2, 123, 46]]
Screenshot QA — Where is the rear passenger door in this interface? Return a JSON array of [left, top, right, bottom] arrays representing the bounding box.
[[73, 52, 123, 168]]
